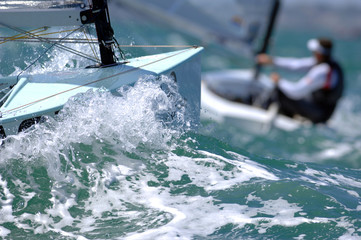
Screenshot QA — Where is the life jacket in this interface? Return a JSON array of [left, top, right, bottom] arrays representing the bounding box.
[[312, 61, 344, 108]]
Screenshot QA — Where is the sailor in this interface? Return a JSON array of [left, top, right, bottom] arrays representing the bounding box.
[[257, 38, 344, 124]]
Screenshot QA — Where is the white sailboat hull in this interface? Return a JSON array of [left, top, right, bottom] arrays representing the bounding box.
[[201, 69, 309, 133], [0, 47, 203, 137]]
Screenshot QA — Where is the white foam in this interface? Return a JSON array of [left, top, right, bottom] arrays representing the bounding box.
[[336, 216, 361, 240], [300, 168, 337, 186], [339, 235, 361, 240], [2, 143, 359, 239], [121, 152, 309, 239], [124, 191, 329, 240], [330, 174, 361, 188], [0, 226, 10, 238], [0, 176, 14, 223], [294, 234, 307, 240], [18, 146, 282, 239], [164, 152, 278, 192], [301, 168, 361, 191]]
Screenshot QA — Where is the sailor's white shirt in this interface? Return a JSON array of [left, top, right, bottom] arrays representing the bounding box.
[[273, 57, 339, 100]]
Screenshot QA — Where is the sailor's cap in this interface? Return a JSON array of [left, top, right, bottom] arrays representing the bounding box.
[[307, 39, 331, 56]]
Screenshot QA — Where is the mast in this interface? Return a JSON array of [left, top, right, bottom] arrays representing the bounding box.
[[253, 0, 280, 80], [81, 0, 116, 66]]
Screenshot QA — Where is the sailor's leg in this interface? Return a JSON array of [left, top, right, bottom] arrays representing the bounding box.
[[276, 89, 327, 123]]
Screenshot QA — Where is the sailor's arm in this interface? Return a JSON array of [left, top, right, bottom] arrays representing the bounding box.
[[273, 56, 316, 71], [257, 54, 316, 71], [277, 64, 329, 100]]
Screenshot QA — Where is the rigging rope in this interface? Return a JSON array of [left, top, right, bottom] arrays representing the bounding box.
[[14, 25, 101, 83], [83, 28, 100, 61], [0, 23, 101, 63], [117, 44, 197, 48], [0, 26, 97, 44], [0, 27, 48, 45], [0, 37, 98, 44]]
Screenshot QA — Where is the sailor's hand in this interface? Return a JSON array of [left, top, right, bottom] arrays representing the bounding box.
[[256, 54, 273, 65], [270, 72, 280, 84]]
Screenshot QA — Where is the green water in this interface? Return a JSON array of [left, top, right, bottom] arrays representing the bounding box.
[[1, 1, 361, 240]]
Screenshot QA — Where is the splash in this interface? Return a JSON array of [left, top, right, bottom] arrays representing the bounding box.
[[0, 73, 194, 238], [0, 74, 187, 160]]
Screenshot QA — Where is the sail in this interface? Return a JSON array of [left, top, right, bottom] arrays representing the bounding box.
[[0, 0, 88, 28], [119, 0, 277, 57], [0, 0, 86, 9]]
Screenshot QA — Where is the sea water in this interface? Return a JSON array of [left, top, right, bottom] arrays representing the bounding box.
[[1, 77, 360, 239], [1, 1, 361, 239]]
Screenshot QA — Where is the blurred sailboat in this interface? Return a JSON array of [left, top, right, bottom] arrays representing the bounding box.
[[119, 0, 307, 132]]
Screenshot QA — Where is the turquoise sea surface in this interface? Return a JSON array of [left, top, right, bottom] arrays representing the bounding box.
[[1, 1, 361, 239]]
